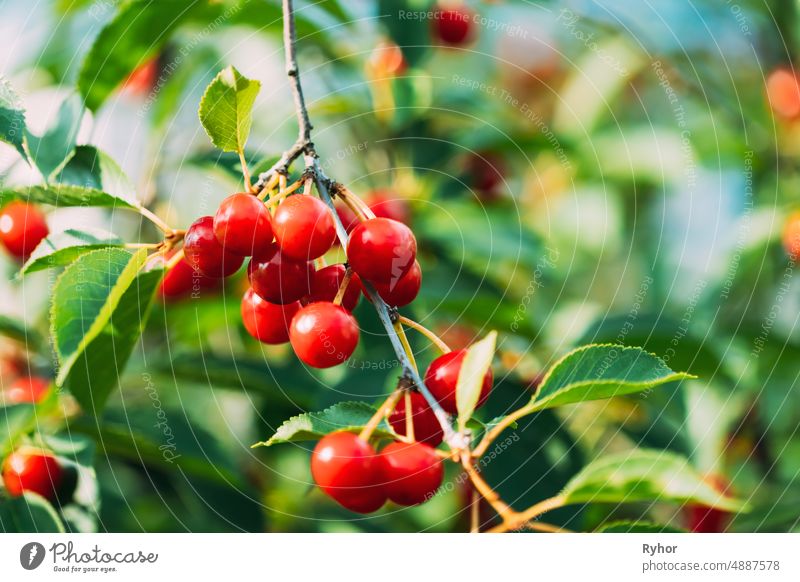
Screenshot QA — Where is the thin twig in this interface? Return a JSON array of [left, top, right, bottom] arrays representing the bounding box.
[[139, 206, 174, 235], [486, 496, 566, 533], [398, 316, 452, 354], [359, 388, 403, 441], [332, 267, 354, 306]]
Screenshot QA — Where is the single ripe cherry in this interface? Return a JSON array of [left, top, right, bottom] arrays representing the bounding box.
[[767, 69, 800, 119], [183, 216, 244, 278], [432, 6, 475, 46], [366, 190, 410, 225], [335, 203, 360, 234], [0, 201, 49, 261], [306, 264, 362, 311], [213, 193, 274, 256], [783, 211, 800, 261], [424, 349, 493, 414], [158, 256, 217, 301], [248, 242, 314, 304], [347, 218, 417, 284], [3, 376, 50, 404], [240, 288, 300, 344], [311, 431, 386, 513], [290, 302, 359, 368], [375, 260, 421, 307], [2, 449, 64, 501], [388, 392, 444, 447], [380, 441, 443, 506], [273, 195, 337, 261]]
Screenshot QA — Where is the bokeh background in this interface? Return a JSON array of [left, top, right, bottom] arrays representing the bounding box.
[[1, 0, 799, 532]]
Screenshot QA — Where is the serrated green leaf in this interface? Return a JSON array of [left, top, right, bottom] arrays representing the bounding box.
[[253, 402, 393, 447], [0, 75, 28, 161], [78, 0, 210, 111], [199, 66, 260, 153], [0, 493, 66, 533], [0, 184, 139, 209], [530, 344, 693, 412], [51, 248, 163, 412], [20, 228, 124, 275], [595, 520, 686, 533], [562, 450, 748, 512], [55, 145, 136, 203], [456, 331, 496, 431], [25, 92, 83, 180]]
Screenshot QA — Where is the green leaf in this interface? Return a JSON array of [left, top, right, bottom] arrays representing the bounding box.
[[51, 248, 163, 412], [0, 314, 40, 346], [25, 92, 83, 180], [0, 493, 66, 533], [530, 344, 693, 412], [595, 520, 686, 533], [0, 404, 36, 454], [199, 66, 261, 153], [253, 402, 393, 447], [78, 0, 210, 111], [0, 75, 28, 161], [0, 184, 139, 210], [456, 331, 496, 431], [55, 145, 137, 203], [20, 228, 124, 275], [562, 450, 748, 512]]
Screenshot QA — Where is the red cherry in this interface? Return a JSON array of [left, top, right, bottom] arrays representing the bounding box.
[[306, 264, 362, 311], [273, 195, 337, 261], [767, 69, 800, 119], [347, 218, 417, 284], [311, 431, 386, 513], [124, 57, 159, 94], [375, 260, 421, 307], [0, 201, 49, 261], [290, 302, 359, 368], [380, 441, 443, 506], [424, 349, 493, 414], [433, 6, 475, 46], [213, 193, 273, 256], [247, 242, 313, 304], [335, 203, 360, 234], [3, 376, 50, 404], [240, 288, 300, 344], [183, 216, 244, 278], [158, 256, 217, 301], [2, 449, 63, 501], [366, 190, 410, 224], [466, 152, 505, 199], [388, 392, 444, 447]]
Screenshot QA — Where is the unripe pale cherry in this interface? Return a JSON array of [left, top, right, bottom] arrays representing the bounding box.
[[380, 441, 443, 506], [290, 302, 359, 368], [273, 194, 337, 261], [183, 216, 244, 278], [247, 242, 314, 304], [240, 288, 301, 344], [424, 349, 493, 414], [311, 431, 386, 513], [347, 218, 417, 284], [213, 193, 274, 256], [0, 201, 49, 261]]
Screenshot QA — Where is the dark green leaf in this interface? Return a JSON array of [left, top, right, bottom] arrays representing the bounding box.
[[55, 145, 137, 203], [0, 314, 40, 346], [531, 344, 693, 412], [562, 450, 749, 512], [25, 92, 83, 179], [20, 228, 124, 275], [51, 248, 164, 412], [596, 520, 686, 533], [0, 493, 66, 533], [254, 402, 393, 447], [198, 65, 260, 153], [0, 75, 28, 161], [0, 404, 36, 454]]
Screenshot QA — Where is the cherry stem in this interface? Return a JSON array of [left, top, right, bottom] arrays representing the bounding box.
[[524, 521, 573, 534], [397, 316, 451, 354], [332, 267, 353, 306], [358, 388, 403, 441], [471, 403, 535, 458], [470, 488, 480, 533], [139, 206, 174, 236], [265, 178, 304, 207], [403, 389, 415, 441], [165, 249, 185, 270], [391, 319, 418, 372], [461, 452, 515, 524], [485, 495, 566, 534], [339, 187, 375, 220], [238, 149, 252, 192], [124, 243, 160, 249], [256, 173, 280, 201]]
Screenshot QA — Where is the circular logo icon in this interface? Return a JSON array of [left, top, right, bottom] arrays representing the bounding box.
[[20, 542, 46, 570]]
